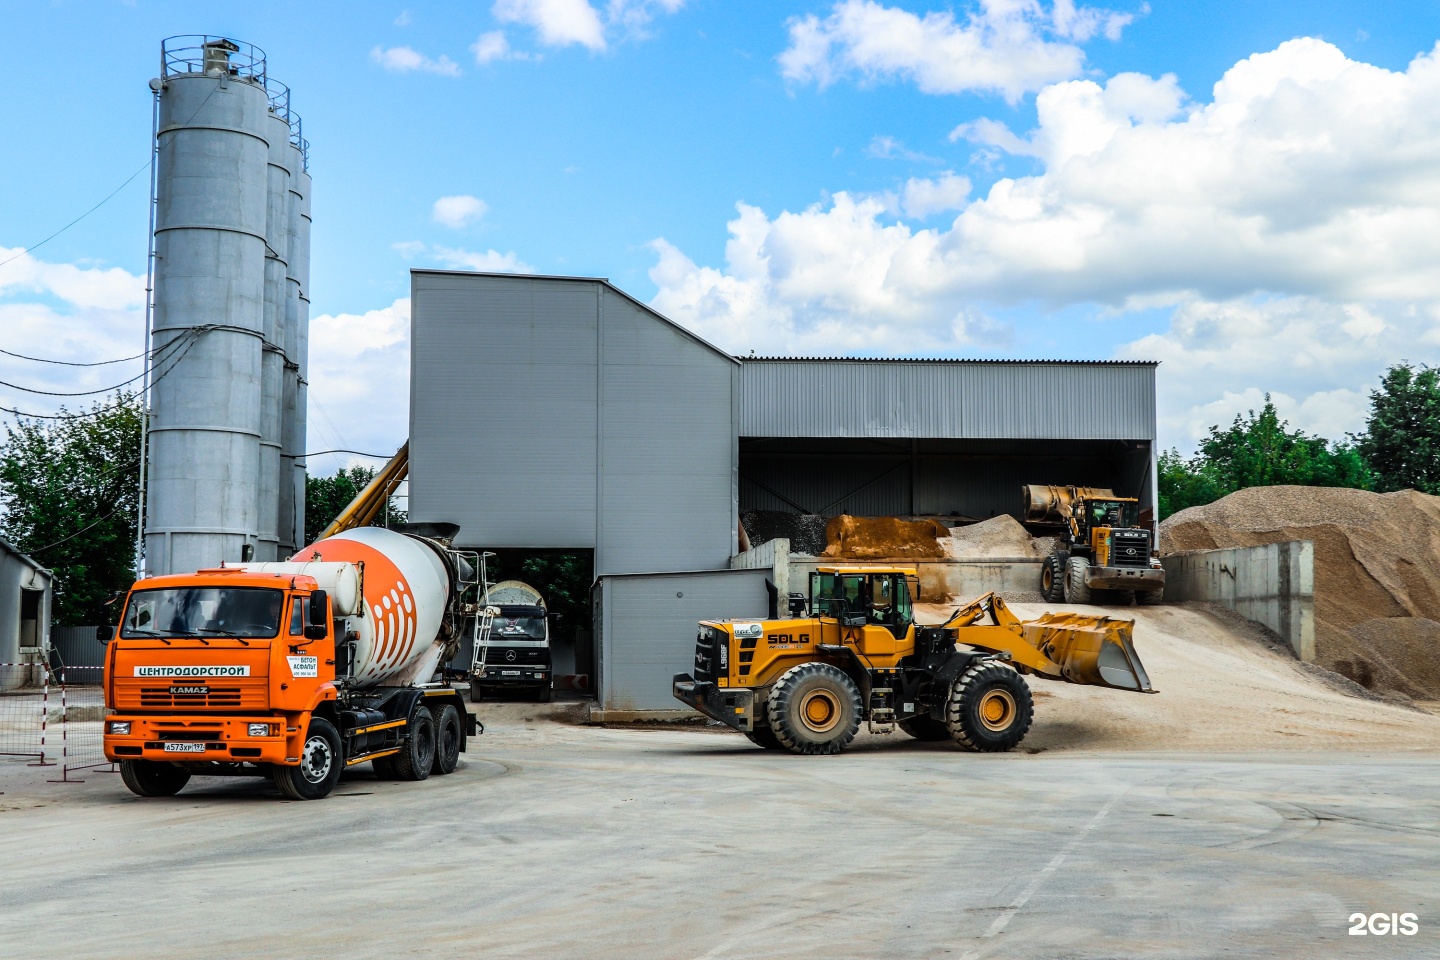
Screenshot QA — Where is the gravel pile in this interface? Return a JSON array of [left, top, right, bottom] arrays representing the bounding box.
[[942, 515, 1053, 560], [1161, 485, 1440, 700]]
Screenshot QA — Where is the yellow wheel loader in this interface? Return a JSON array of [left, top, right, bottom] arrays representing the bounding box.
[[673, 566, 1154, 756], [1024, 484, 1166, 606]]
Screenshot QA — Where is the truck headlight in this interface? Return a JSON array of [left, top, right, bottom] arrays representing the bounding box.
[[248, 723, 271, 737], [108, 721, 131, 735]]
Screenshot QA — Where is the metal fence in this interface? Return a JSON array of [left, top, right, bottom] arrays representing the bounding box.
[[0, 663, 114, 781]]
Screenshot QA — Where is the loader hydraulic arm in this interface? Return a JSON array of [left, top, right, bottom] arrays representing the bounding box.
[[942, 592, 1155, 693]]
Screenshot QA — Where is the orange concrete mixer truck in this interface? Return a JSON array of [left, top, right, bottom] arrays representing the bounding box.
[[100, 523, 491, 800]]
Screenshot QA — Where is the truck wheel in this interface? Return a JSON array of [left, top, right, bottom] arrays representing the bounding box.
[[395, 705, 436, 781], [768, 662, 862, 756], [898, 715, 950, 741], [469, 680, 483, 702], [120, 760, 191, 797], [1063, 555, 1093, 604], [744, 702, 785, 750], [371, 754, 399, 779], [272, 718, 344, 801], [1137, 586, 1164, 606], [430, 703, 462, 776], [1040, 553, 1066, 602], [947, 662, 1034, 752]]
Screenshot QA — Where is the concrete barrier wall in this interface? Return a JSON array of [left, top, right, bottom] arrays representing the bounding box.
[[730, 538, 790, 597], [1161, 541, 1315, 661]]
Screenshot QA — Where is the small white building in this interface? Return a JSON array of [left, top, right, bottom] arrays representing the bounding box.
[[0, 538, 52, 686]]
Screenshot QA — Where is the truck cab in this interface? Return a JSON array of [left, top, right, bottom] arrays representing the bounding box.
[[473, 603, 552, 702]]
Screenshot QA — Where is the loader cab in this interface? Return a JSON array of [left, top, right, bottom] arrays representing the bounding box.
[[809, 568, 916, 642], [1075, 498, 1140, 545]]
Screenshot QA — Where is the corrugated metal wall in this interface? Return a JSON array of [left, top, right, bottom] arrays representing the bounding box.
[[600, 569, 770, 711], [408, 272, 739, 574], [739, 360, 1156, 440]]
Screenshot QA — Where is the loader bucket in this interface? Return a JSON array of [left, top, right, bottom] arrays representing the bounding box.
[[1022, 612, 1155, 693]]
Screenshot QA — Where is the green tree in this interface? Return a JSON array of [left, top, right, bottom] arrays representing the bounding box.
[[0, 394, 142, 625], [1354, 363, 1440, 493], [1156, 396, 1372, 519], [303, 465, 407, 545]]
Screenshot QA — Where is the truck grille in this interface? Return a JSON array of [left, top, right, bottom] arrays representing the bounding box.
[[113, 679, 268, 711], [693, 629, 723, 683], [484, 646, 546, 664], [1112, 535, 1152, 568]]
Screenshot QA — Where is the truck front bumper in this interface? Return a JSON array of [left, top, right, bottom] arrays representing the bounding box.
[[476, 667, 550, 688], [1083, 566, 1166, 592], [104, 715, 295, 765], [672, 674, 754, 732]]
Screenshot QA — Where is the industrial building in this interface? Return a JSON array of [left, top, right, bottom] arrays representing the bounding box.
[[0, 538, 51, 687], [408, 270, 1159, 713]]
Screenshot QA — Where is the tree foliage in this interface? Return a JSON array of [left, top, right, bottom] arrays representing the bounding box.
[[1354, 363, 1440, 494], [303, 465, 407, 546], [1158, 396, 1371, 519], [0, 394, 142, 625]]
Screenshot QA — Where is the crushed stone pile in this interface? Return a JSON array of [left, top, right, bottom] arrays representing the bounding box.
[[822, 515, 948, 559], [942, 515, 1054, 560], [740, 510, 829, 556], [1161, 485, 1440, 700]]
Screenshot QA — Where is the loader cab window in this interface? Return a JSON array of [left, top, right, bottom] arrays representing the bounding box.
[[1089, 501, 1139, 528]]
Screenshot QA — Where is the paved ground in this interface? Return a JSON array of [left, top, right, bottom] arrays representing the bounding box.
[[1, 713, 1437, 960]]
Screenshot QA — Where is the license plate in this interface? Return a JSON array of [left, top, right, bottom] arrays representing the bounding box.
[[501, 670, 521, 676], [163, 742, 206, 753]]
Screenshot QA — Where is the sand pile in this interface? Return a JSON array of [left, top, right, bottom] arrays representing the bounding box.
[[909, 601, 1440, 751], [941, 514, 1053, 560], [1161, 485, 1440, 699], [822, 515, 948, 559]]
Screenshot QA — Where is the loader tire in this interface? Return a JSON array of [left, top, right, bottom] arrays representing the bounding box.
[[394, 705, 436, 782], [768, 662, 862, 756], [898, 715, 950, 741], [1040, 553, 1066, 603], [744, 704, 785, 751], [1063, 555, 1093, 605], [430, 702, 463, 776], [1137, 585, 1164, 606], [946, 662, 1033, 753], [120, 760, 190, 798], [272, 718, 343, 801]]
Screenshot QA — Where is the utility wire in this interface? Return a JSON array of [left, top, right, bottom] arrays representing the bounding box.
[[304, 448, 392, 459], [0, 345, 152, 367], [0, 82, 222, 274], [0, 328, 201, 420], [28, 501, 126, 554], [0, 331, 192, 397]]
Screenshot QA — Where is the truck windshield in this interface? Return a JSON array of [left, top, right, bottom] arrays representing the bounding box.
[[492, 610, 546, 640], [121, 587, 285, 639]]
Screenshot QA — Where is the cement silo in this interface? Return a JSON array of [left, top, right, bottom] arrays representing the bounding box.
[[145, 36, 312, 574], [258, 79, 294, 562], [146, 37, 270, 575], [284, 133, 312, 555]]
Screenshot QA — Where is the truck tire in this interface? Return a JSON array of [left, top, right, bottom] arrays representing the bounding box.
[[469, 680, 483, 702], [1137, 585, 1164, 606], [120, 760, 191, 798], [1063, 555, 1093, 605], [768, 662, 862, 756], [1040, 553, 1066, 603], [536, 684, 552, 703], [394, 705, 436, 781], [744, 701, 785, 750], [371, 754, 399, 779], [430, 702, 462, 776], [272, 718, 344, 801], [946, 662, 1034, 752], [898, 715, 950, 741]]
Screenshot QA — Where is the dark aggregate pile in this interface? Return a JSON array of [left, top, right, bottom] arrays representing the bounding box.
[[741, 510, 830, 556]]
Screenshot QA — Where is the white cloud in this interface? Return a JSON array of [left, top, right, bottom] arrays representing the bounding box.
[[900, 172, 972, 218], [472, 30, 515, 64], [370, 45, 463, 76], [431, 195, 489, 228], [307, 298, 412, 468], [432, 247, 536, 274], [394, 10, 413, 26], [492, 0, 684, 52], [651, 39, 1440, 447], [779, 0, 1133, 102]]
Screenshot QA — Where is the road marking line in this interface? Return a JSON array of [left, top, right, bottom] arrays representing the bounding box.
[[984, 789, 1126, 939]]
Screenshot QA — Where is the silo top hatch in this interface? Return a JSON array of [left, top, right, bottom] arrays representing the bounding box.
[[161, 35, 266, 83]]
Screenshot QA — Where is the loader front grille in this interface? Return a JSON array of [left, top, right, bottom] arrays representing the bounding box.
[[693, 628, 724, 683], [1111, 532, 1152, 567]]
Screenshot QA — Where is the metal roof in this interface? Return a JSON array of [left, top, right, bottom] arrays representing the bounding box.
[[739, 356, 1159, 366], [0, 537, 51, 577]]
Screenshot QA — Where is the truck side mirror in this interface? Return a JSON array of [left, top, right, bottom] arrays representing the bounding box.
[[96, 625, 114, 645], [309, 590, 328, 626]]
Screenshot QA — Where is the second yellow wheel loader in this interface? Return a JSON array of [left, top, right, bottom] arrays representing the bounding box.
[[673, 566, 1154, 756]]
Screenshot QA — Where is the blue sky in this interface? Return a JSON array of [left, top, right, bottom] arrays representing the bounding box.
[[3, 1, 1440, 471]]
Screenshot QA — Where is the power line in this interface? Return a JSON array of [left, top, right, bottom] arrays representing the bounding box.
[[304, 448, 393, 459], [0, 345, 151, 367], [0, 328, 201, 420], [0, 331, 191, 397]]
